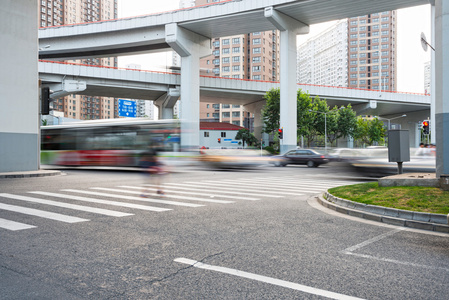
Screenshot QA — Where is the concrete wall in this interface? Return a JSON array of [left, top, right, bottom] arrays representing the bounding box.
[[0, 0, 39, 172]]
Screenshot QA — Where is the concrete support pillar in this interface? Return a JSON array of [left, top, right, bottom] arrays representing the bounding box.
[[265, 7, 309, 153], [243, 100, 265, 140], [154, 88, 180, 120], [0, 0, 39, 172], [435, 0, 449, 177], [431, 4, 436, 145], [165, 23, 210, 151]]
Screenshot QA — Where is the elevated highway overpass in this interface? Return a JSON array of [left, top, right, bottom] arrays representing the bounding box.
[[39, 60, 430, 117]]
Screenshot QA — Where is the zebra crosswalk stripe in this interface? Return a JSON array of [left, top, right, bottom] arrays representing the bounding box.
[[0, 202, 88, 223], [168, 182, 291, 197], [89, 188, 205, 207], [198, 180, 323, 193], [0, 217, 36, 231], [0, 193, 133, 217], [119, 185, 236, 203], [33, 191, 171, 212]]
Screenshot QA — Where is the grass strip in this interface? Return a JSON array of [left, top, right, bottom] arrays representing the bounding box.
[[328, 182, 449, 215]]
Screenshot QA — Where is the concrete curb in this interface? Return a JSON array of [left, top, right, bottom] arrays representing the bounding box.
[[0, 170, 62, 179], [319, 191, 449, 234]]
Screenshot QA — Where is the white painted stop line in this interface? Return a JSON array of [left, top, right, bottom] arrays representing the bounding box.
[[175, 258, 365, 300]]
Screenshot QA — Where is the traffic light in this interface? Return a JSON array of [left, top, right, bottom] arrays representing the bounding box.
[[422, 120, 430, 135], [278, 128, 283, 139], [41, 87, 53, 115], [218, 138, 221, 143]]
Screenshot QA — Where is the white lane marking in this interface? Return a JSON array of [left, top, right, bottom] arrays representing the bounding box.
[[139, 184, 258, 201], [344, 251, 449, 273], [343, 228, 405, 253], [119, 186, 235, 203], [174, 258, 366, 300], [41, 191, 171, 212], [177, 182, 294, 197], [0, 203, 88, 223], [200, 180, 322, 193], [1, 193, 133, 217], [341, 228, 449, 272], [89, 187, 204, 207], [0, 217, 36, 231]]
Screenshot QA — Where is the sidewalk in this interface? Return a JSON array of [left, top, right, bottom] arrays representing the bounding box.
[[318, 173, 449, 234], [0, 169, 61, 179]]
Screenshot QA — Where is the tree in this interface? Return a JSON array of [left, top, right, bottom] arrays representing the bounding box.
[[262, 88, 359, 148], [262, 88, 280, 134], [336, 104, 357, 140], [353, 116, 386, 146], [235, 128, 258, 148]]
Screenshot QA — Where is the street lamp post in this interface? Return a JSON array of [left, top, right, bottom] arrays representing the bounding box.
[[378, 114, 407, 130]]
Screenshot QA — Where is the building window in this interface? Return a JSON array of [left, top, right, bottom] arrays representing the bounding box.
[[232, 37, 240, 44], [252, 56, 261, 63], [213, 41, 220, 47], [232, 111, 240, 117], [222, 48, 230, 54], [222, 39, 230, 45], [204, 132, 209, 137], [232, 56, 240, 62], [213, 50, 219, 56], [232, 47, 240, 53], [222, 57, 230, 64], [252, 75, 261, 80], [233, 65, 240, 71], [213, 59, 219, 65], [253, 32, 261, 35], [252, 66, 261, 72], [232, 74, 240, 79], [253, 38, 261, 45], [253, 47, 261, 54]]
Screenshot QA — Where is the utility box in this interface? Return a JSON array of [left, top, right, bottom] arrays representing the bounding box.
[[388, 130, 410, 162]]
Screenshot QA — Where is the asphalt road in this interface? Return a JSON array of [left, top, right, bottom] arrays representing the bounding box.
[[0, 164, 448, 299]]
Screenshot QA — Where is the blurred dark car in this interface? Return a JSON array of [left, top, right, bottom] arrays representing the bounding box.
[[270, 149, 329, 167]]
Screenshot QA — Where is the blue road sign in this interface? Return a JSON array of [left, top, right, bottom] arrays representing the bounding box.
[[118, 99, 136, 117]]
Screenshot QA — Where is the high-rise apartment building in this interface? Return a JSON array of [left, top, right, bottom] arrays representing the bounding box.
[[348, 11, 397, 91], [298, 11, 397, 92], [297, 20, 348, 87], [194, 0, 281, 128], [39, 0, 118, 120]]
